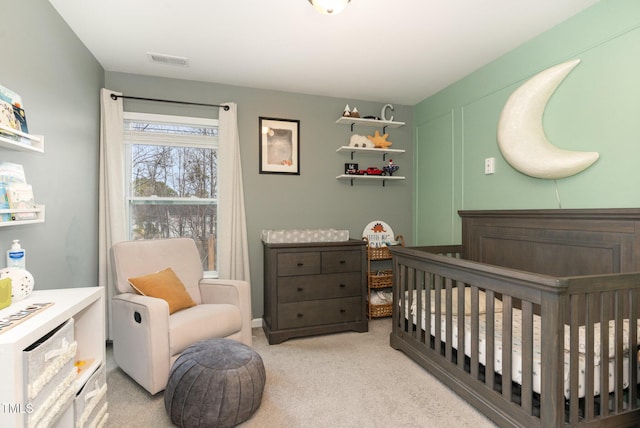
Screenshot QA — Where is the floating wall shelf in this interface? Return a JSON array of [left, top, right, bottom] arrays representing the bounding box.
[[336, 146, 405, 161], [336, 116, 406, 133], [0, 205, 45, 226], [0, 124, 44, 153], [336, 174, 405, 187]]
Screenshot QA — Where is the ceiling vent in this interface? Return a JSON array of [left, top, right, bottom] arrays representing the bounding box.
[[147, 52, 189, 67]]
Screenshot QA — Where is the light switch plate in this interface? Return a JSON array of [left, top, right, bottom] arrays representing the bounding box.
[[484, 157, 495, 175]]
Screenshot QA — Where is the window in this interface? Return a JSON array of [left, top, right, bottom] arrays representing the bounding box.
[[123, 112, 218, 276]]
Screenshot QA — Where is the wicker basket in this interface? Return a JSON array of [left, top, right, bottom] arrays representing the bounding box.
[[368, 246, 391, 260], [363, 235, 404, 260], [368, 302, 393, 318], [368, 269, 393, 288]]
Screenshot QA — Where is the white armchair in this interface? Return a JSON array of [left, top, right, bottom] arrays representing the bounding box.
[[111, 237, 252, 395]]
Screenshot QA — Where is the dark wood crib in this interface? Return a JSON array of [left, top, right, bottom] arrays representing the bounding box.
[[390, 209, 640, 427]]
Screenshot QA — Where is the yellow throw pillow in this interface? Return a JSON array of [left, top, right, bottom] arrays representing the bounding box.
[[128, 267, 196, 314]]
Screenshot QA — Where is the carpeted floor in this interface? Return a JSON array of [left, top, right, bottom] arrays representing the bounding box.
[[106, 318, 496, 427]]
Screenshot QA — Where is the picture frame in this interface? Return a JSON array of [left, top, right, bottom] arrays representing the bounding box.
[[259, 117, 300, 175]]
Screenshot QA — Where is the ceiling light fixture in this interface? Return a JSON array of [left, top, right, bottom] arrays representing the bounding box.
[[308, 0, 351, 15]]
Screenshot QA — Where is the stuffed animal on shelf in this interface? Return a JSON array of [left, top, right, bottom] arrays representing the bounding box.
[[342, 104, 360, 118], [366, 130, 393, 148], [349, 134, 374, 148]]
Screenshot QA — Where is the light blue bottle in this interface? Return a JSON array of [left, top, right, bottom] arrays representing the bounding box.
[[7, 240, 25, 269]]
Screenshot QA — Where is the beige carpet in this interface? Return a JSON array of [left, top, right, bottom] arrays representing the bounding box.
[[106, 318, 496, 427]]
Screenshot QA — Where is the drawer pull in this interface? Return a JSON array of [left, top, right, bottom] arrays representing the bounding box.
[[339, 283, 346, 288], [297, 262, 304, 267], [297, 313, 304, 318], [297, 287, 304, 292], [339, 260, 346, 264], [340, 309, 346, 313]]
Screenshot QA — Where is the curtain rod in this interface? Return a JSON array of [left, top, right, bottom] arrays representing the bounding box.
[[110, 93, 229, 111]]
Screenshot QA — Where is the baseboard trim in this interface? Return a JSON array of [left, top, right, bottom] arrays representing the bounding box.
[[251, 318, 263, 328]]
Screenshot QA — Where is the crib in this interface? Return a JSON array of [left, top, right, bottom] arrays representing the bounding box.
[[390, 209, 640, 427]]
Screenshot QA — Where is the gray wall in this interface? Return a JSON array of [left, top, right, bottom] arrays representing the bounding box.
[[105, 72, 414, 317], [1, 1, 103, 289], [3, 1, 413, 319]]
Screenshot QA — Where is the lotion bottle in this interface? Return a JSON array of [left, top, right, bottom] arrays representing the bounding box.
[[7, 240, 26, 269]]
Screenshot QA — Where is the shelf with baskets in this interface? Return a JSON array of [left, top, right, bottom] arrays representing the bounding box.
[[363, 235, 404, 318]]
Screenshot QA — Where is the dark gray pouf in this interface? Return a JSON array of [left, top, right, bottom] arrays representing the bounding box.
[[164, 338, 266, 428]]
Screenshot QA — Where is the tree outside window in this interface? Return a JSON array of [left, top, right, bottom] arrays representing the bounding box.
[[124, 113, 218, 274]]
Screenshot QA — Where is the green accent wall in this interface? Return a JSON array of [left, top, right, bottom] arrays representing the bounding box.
[[413, 0, 640, 245]]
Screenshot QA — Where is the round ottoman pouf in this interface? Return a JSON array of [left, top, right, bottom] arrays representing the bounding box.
[[164, 338, 266, 428]]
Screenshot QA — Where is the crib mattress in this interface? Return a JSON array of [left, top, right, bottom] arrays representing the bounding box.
[[405, 290, 640, 399]]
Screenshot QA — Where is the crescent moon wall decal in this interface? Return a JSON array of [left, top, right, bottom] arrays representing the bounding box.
[[497, 59, 599, 179]]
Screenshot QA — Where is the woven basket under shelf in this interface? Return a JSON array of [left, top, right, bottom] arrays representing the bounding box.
[[368, 269, 393, 288], [368, 302, 393, 318], [368, 246, 391, 260]]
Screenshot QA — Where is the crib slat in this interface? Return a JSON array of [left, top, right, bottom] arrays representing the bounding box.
[[407, 268, 416, 340], [415, 271, 424, 343], [395, 264, 404, 333], [521, 300, 533, 415], [445, 278, 453, 361], [584, 292, 596, 420], [614, 290, 624, 412], [457, 283, 465, 370], [502, 295, 513, 401], [470, 286, 479, 379], [600, 292, 610, 417], [434, 275, 442, 353], [540, 293, 564, 428], [629, 288, 638, 409], [486, 290, 496, 390], [568, 294, 581, 424], [425, 273, 432, 348]]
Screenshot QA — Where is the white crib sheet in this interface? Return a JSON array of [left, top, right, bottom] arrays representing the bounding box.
[[405, 290, 640, 399]]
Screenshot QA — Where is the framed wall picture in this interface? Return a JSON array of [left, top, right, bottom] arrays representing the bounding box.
[[259, 117, 300, 175]]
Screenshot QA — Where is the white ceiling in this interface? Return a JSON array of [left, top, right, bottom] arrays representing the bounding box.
[[48, 0, 600, 105]]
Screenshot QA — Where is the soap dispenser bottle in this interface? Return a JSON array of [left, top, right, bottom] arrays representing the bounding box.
[[7, 240, 26, 269]]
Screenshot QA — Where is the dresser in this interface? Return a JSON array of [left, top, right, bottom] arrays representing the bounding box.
[[262, 239, 368, 344]]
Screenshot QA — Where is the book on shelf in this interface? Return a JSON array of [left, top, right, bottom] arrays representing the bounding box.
[[6, 182, 36, 220], [0, 162, 26, 184], [0, 84, 29, 143], [0, 84, 23, 107], [0, 182, 11, 222], [12, 105, 28, 134], [0, 99, 17, 139]]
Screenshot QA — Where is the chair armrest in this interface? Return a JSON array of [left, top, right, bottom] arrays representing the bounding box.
[[111, 293, 171, 394], [199, 279, 253, 346]]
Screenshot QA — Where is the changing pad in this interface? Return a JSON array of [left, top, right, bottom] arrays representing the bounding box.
[[261, 228, 349, 244]]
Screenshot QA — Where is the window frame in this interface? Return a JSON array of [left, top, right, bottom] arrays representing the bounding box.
[[123, 111, 219, 277]]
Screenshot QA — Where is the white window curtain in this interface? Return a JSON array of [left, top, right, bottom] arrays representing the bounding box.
[[217, 102, 251, 282], [98, 88, 128, 340]]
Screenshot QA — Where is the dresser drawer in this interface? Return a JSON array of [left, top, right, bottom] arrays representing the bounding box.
[[278, 272, 361, 303], [277, 296, 362, 329], [322, 250, 361, 273], [277, 252, 321, 276]]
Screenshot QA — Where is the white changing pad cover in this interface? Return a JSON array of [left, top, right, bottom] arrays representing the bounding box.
[[261, 228, 349, 243], [405, 290, 640, 399]]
